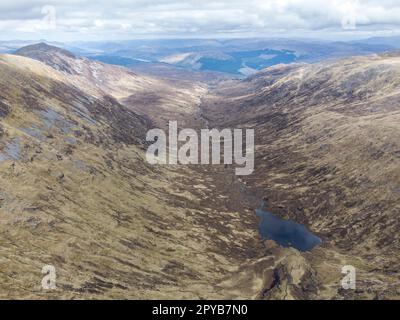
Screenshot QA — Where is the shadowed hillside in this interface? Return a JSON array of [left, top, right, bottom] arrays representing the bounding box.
[[0, 49, 268, 299], [1, 43, 399, 300], [16, 43, 208, 128], [201, 53, 400, 299]]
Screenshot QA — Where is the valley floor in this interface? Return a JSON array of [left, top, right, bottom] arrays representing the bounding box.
[[0, 49, 399, 299]]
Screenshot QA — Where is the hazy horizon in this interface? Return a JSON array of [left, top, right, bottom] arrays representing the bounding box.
[[2, 34, 400, 45]]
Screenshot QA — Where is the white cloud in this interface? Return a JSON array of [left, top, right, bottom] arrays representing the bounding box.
[[0, 0, 400, 40]]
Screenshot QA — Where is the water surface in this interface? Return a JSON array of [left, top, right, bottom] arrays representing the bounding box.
[[256, 207, 321, 252]]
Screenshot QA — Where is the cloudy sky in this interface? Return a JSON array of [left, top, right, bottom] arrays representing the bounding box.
[[1, 0, 400, 41]]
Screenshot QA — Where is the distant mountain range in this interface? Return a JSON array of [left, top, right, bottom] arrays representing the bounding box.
[[1, 36, 398, 77], [351, 36, 400, 48], [68, 37, 396, 76]]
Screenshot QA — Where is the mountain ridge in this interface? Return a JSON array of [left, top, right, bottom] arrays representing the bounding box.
[[1, 43, 399, 299], [201, 52, 400, 298], [0, 46, 269, 299]]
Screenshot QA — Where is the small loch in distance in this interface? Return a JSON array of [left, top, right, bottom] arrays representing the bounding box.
[[256, 204, 321, 252]]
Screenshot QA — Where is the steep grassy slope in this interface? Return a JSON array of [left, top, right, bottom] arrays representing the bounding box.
[[201, 54, 400, 299], [3, 44, 399, 300], [0, 53, 270, 299], [16, 43, 207, 128]]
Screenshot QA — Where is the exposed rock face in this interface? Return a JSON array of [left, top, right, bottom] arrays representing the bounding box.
[[201, 54, 400, 299], [16, 43, 77, 74]]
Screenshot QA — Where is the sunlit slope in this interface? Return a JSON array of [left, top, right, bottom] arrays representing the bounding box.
[[0, 53, 265, 299], [202, 54, 400, 299], [16, 43, 207, 127]]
